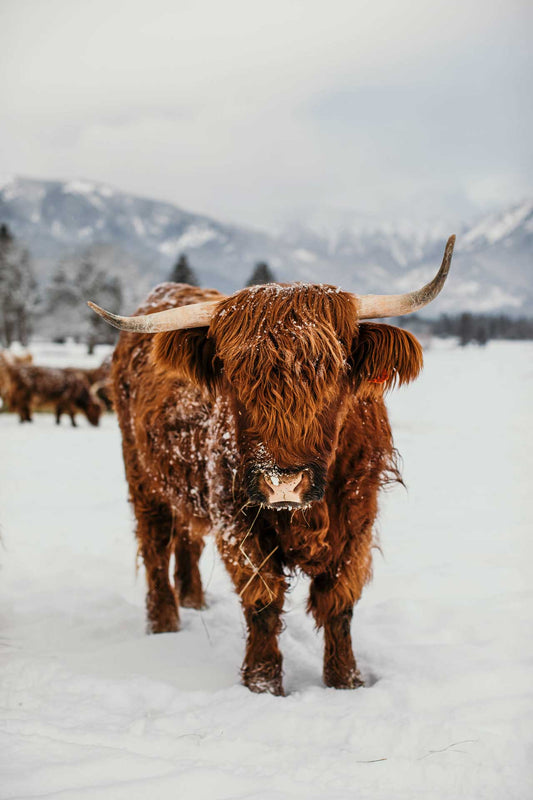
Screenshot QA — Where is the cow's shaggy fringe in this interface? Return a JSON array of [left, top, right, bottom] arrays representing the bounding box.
[[212, 285, 359, 466]]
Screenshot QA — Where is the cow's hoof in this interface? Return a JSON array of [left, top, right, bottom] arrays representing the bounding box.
[[242, 667, 284, 696], [146, 610, 180, 634], [179, 593, 206, 610], [147, 620, 180, 634], [324, 668, 365, 690]]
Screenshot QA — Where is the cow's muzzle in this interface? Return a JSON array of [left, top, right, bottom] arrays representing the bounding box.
[[262, 471, 306, 508], [245, 464, 326, 510]]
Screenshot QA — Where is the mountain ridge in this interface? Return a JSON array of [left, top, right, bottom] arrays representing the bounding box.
[[1, 176, 531, 315]]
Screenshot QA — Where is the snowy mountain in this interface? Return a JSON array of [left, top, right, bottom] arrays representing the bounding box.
[[0, 176, 531, 314], [0, 176, 281, 295], [280, 200, 533, 314]]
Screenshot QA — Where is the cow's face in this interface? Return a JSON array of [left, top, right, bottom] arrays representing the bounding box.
[[153, 284, 423, 509], [82, 390, 102, 426]]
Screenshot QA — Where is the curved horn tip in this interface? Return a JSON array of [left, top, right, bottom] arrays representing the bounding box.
[[446, 234, 456, 254], [355, 233, 456, 320], [88, 301, 104, 315], [439, 234, 456, 276], [87, 301, 124, 329], [87, 300, 110, 320]]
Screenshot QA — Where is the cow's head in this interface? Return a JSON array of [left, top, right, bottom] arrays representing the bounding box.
[[89, 236, 454, 509], [80, 382, 102, 426]]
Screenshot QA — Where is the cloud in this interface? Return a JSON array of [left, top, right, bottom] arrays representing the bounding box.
[[0, 0, 531, 227]]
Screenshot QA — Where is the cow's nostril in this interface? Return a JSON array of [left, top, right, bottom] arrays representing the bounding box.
[[263, 473, 279, 492], [291, 475, 303, 492]]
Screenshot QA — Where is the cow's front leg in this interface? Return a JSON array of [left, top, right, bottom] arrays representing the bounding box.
[[17, 394, 32, 422], [324, 607, 364, 689], [218, 529, 286, 695], [308, 572, 365, 689], [241, 597, 285, 695]]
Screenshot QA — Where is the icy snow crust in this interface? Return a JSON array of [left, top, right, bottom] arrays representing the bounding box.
[[0, 340, 532, 799]]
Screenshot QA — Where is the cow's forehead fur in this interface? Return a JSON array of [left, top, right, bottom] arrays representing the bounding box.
[[211, 283, 358, 354], [209, 283, 359, 465]]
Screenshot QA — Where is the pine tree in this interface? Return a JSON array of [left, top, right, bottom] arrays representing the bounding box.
[[44, 265, 80, 343], [458, 313, 475, 346], [246, 261, 276, 287], [77, 260, 123, 353], [169, 254, 199, 286], [43, 256, 124, 352], [474, 319, 489, 346], [0, 224, 39, 346]]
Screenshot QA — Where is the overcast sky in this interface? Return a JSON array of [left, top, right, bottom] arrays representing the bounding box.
[[1, 0, 531, 230]]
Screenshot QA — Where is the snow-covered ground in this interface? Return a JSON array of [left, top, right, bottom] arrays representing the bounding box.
[[1, 340, 532, 799]]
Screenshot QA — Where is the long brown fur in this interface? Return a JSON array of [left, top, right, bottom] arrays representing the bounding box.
[[0, 352, 102, 426], [112, 281, 423, 694], [0, 350, 32, 408]]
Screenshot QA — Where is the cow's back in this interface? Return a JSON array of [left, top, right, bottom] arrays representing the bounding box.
[[111, 283, 223, 518]]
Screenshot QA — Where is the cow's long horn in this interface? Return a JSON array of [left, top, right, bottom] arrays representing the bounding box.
[[355, 235, 455, 319], [87, 299, 223, 332]]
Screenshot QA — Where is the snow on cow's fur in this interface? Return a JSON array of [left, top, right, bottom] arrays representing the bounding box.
[[111, 281, 423, 694]]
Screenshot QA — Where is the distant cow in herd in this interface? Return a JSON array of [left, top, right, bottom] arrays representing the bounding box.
[[0, 350, 110, 426], [90, 236, 455, 695], [75, 357, 114, 412]]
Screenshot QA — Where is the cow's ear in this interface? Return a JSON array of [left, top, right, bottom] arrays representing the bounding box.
[[152, 328, 222, 394], [350, 323, 423, 396]]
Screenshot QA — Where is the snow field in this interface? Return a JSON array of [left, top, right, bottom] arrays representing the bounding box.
[[0, 340, 532, 799]]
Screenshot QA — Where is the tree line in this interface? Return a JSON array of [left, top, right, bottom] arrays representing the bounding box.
[[0, 224, 124, 352], [0, 224, 38, 346], [1, 222, 532, 349], [169, 254, 275, 287], [0, 225, 278, 350], [399, 312, 533, 346]]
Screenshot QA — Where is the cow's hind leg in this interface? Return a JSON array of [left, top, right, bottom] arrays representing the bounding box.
[[136, 501, 179, 633], [218, 528, 287, 695], [174, 517, 207, 609]]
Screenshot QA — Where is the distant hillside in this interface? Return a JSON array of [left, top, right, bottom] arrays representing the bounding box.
[[0, 176, 531, 314]]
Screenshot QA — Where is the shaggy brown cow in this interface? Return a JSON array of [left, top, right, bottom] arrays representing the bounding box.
[[91, 236, 454, 695], [1, 357, 101, 426], [0, 351, 32, 410], [69, 356, 114, 411]]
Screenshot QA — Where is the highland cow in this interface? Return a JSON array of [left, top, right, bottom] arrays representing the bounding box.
[[70, 356, 114, 411], [1, 357, 101, 426], [0, 351, 32, 411], [90, 236, 455, 694]]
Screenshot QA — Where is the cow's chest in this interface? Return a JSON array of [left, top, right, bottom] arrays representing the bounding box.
[[270, 507, 335, 577]]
